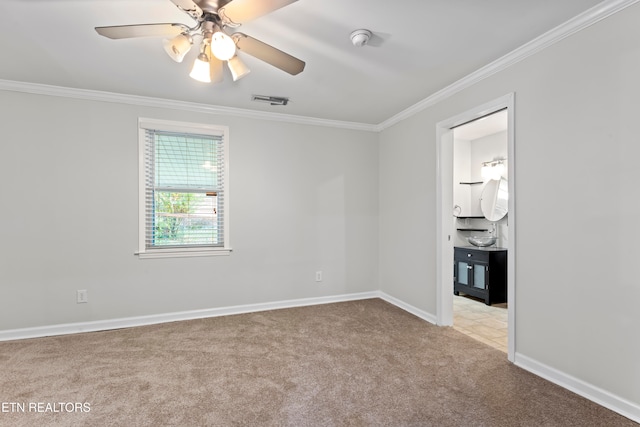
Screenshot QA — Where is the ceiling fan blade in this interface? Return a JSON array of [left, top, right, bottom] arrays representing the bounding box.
[[232, 33, 304, 75], [95, 24, 189, 40], [219, 0, 297, 25], [206, 44, 224, 83], [168, 0, 202, 20]]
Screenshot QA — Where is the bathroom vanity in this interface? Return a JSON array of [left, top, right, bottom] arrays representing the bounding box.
[[453, 246, 507, 305]]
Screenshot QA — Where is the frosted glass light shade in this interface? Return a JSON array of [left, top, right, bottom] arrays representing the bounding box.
[[163, 33, 192, 62], [210, 32, 236, 61], [189, 54, 211, 82], [228, 55, 250, 81]]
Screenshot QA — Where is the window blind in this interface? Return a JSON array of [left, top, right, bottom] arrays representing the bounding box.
[[143, 129, 225, 249]]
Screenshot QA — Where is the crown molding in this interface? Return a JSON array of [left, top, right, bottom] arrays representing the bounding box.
[[0, 79, 378, 133], [375, 0, 640, 132]]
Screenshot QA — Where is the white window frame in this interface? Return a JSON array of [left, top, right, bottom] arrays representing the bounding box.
[[137, 118, 231, 259]]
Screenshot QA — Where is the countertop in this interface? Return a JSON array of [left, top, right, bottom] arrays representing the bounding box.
[[455, 246, 507, 251]]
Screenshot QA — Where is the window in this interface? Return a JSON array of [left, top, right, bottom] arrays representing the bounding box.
[[137, 118, 230, 258]]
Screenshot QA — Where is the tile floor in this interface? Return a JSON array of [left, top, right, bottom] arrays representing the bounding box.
[[453, 294, 508, 353]]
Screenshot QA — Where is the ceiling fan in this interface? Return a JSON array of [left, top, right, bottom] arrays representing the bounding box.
[[95, 0, 305, 83]]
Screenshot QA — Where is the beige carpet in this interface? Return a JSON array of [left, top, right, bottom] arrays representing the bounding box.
[[0, 299, 635, 426]]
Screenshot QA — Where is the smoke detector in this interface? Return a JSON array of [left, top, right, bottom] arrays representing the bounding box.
[[350, 29, 372, 47]]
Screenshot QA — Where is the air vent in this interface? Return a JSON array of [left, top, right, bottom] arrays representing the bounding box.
[[251, 95, 289, 106]]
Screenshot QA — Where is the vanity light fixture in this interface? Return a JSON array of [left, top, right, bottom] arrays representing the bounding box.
[[481, 158, 506, 181]]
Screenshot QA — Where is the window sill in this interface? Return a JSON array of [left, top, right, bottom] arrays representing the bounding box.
[[136, 247, 232, 259]]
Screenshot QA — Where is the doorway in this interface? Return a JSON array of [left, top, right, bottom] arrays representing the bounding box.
[[435, 93, 516, 362]]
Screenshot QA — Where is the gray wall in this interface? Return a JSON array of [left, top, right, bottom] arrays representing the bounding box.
[[0, 92, 379, 330], [379, 2, 640, 406]]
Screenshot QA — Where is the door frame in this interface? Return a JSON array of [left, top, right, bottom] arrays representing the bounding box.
[[435, 93, 516, 361]]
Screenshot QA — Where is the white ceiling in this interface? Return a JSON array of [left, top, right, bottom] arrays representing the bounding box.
[[0, 0, 603, 125]]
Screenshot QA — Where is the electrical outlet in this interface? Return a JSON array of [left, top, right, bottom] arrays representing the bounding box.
[[315, 271, 323, 282], [77, 289, 88, 304]]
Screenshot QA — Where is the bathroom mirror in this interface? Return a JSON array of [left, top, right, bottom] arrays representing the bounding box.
[[480, 178, 508, 221]]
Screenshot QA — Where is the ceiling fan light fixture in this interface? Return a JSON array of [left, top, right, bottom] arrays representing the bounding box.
[[95, 1, 306, 83], [228, 55, 251, 81], [210, 31, 236, 61], [189, 52, 212, 83], [162, 33, 193, 63]]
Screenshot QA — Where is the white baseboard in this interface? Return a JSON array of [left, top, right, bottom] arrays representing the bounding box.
[[515, 353, 640, 424], [0, 291, 380, 342], [0, 290, 438, 343], [379, 292, 438, 325]]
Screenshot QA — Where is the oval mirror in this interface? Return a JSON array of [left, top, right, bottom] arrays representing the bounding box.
[[480, 178, 508, 221]]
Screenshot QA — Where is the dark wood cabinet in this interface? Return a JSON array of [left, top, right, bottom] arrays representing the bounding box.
[[453, 246, 507, 305]]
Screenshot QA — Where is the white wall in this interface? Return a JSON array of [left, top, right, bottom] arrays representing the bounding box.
[[452, 138, 471, 216], [380, 1, 640, 412], [0, 91, 379, 330]]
